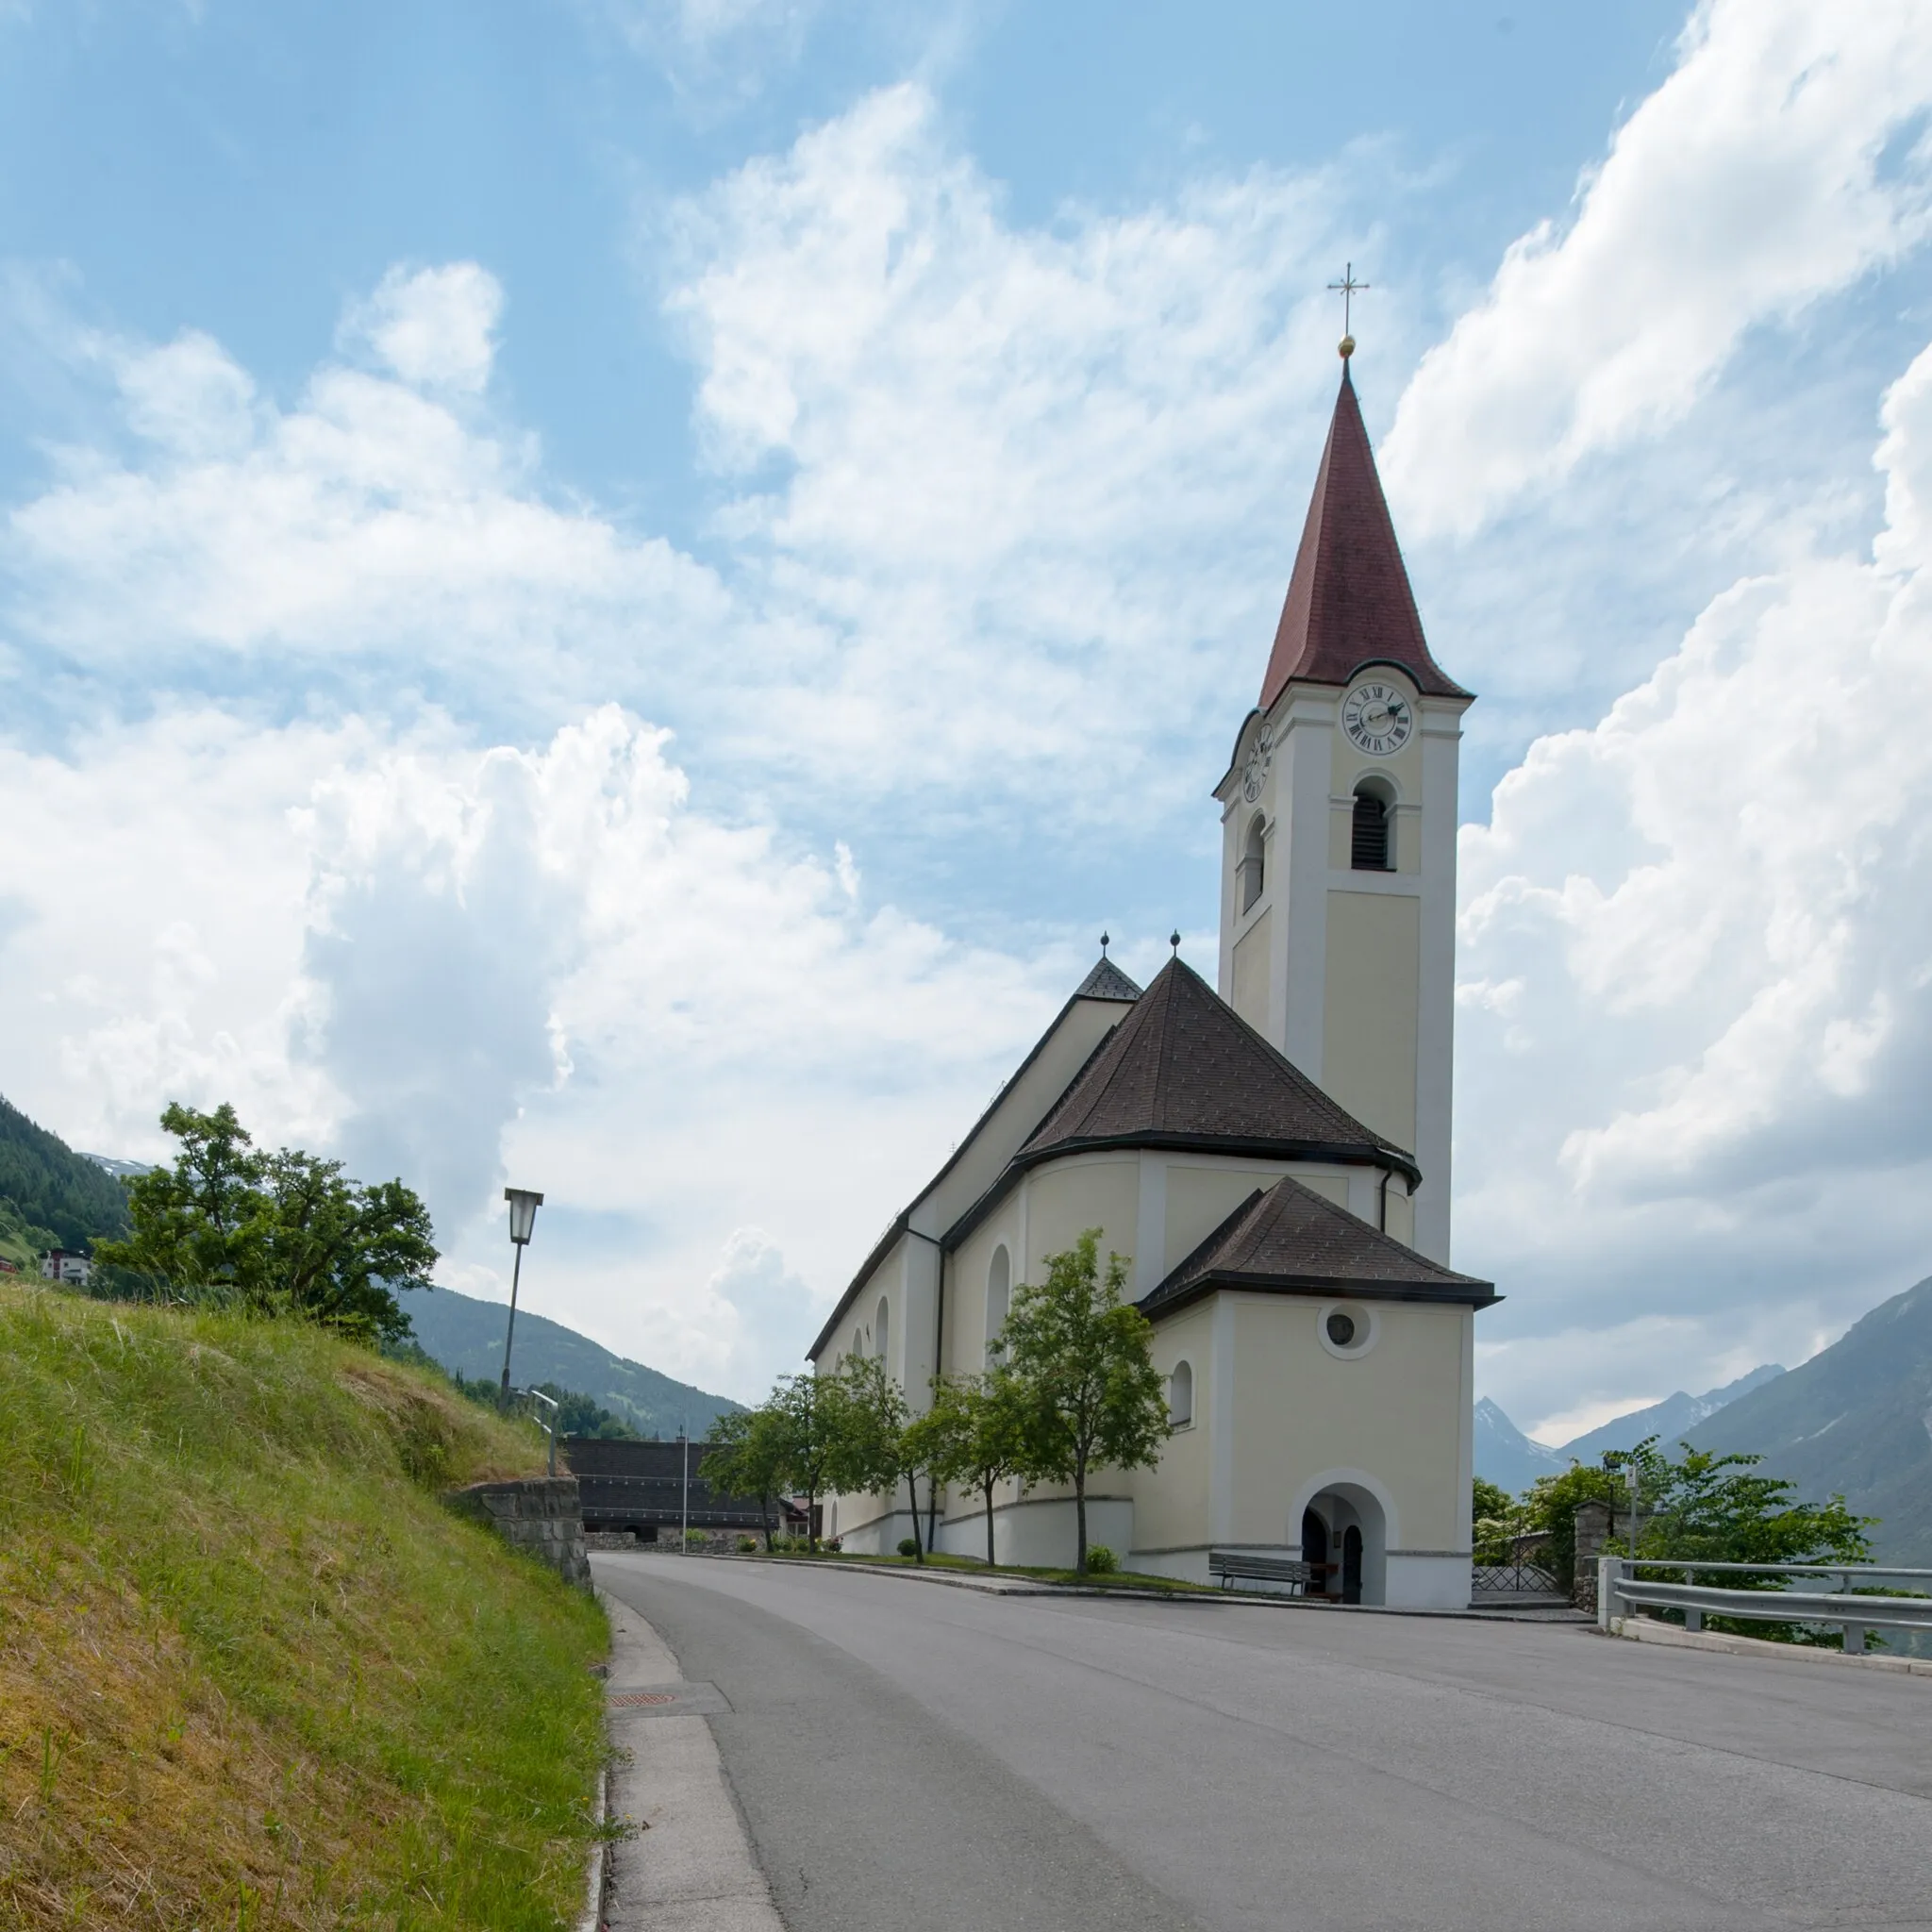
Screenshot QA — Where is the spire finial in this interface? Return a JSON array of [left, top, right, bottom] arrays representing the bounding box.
[[1100, 931, 1110, 955], [1327, 260, 1369, 358], [1170, 929, 1181, 955]]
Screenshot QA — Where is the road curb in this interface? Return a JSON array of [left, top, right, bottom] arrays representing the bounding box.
[[593, 1582, 785, 1931], [575, 1767, 608, 1932], [1609, 1613, 1932, 1675]]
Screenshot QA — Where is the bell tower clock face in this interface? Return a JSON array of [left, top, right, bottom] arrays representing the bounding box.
[[1341, 680, 1414, 757]]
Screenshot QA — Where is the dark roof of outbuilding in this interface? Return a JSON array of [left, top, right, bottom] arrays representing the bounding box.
[[1139, 1175, 1497, 1320], [1259, 365, 1470, 708], [1073, 954, 1142, 1002], [1017, 957, 1414, 1177]]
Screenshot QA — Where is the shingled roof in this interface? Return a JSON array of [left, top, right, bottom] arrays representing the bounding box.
[[1073, 953, 1142, 1002], [1259, 366, 1470, 709], [1017, 957, 1415, 1177], [1139, 1175, 1496, 1320]]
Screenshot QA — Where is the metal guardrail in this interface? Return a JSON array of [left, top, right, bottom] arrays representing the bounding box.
[[1600, 1558, 1932, 1655]]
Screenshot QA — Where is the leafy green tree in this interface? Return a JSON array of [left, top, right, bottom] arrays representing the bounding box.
[[910, 1370, 1029, 1569], [92, 1103, 437, 1344], [764, 1371, 849, 1552], [1002, 1230, 1172, 1575], [828, 1353, 924, 1558], [704, 1404, 792, 1551], [534, 1382, 641, 1441]]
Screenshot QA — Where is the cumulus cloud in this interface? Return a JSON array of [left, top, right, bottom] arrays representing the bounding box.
[[1457, 341, 1932, 1429], [340, 262, 504, 394], [1385, 0, 1932, 540], [664, 79, 1357, 810]]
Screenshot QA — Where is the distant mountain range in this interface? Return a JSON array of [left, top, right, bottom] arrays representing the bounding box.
[[1687, 1276, 1932, 1569], [1475, 1363, 1788, 1496], [1478, 1274, 1932, 1569], [1561, 1364, 1787, 1463], [405, 1282, 742, 1441]]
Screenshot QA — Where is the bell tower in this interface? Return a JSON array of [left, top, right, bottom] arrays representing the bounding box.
[[1214, 346, 1473, 1264]]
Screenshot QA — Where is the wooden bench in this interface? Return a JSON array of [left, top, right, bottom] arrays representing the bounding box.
[[1208, 1551, 1314, 1593]]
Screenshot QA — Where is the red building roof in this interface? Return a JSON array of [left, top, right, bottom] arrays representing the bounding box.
[[1258, 365, 1470, 708]]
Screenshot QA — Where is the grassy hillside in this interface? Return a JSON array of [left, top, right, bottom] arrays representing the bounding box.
[[0, 1283, 608, 1929], [408, 1282, 741, 1439], [0, 1093, 133, 1265], [1690, 1275, 1932, 1568]]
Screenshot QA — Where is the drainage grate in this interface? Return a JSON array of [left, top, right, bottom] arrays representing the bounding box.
[[608, 1690, 676, 1707]]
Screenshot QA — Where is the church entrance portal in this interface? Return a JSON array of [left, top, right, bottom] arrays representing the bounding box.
[[1300, 1485, 1388, 1606]]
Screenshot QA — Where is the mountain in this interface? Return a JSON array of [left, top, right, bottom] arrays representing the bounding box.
[[1688, 1276, 1932, 1569], [1474, 1397, 1565, 1494], [405, 1282, 741, 1440], [1560, 1364, 1786, 1463], [0, 1093, 133, 1267]]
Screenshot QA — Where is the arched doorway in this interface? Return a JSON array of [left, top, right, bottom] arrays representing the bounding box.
[[1296, 1481, 1389, 1605]]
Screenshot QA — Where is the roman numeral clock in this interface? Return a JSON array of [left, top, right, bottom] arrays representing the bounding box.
[[1341, 680, 1414, 757]]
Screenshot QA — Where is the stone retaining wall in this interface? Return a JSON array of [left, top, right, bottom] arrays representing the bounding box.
[[444, 1476, 591, 1587]]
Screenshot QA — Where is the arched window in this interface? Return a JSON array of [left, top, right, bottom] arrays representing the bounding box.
[[1351, 784, 1391, 872], [875, 1296, 890, 1364], [986, 1245, 1010, 1359], [1239, 815, 1266, 913], [1169, 1359, 1194, 1427]]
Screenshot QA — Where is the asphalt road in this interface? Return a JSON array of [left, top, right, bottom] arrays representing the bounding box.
[[593, 1554, 1932, 1932]]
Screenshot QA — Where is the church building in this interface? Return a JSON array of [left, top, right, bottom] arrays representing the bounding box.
[[807, 347, 1497, 1609]]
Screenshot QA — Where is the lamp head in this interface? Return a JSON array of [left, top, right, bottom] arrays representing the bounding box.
[[505, 1187, 544, 1245]]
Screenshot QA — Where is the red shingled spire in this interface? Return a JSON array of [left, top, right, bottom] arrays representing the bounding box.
[[1258, 365, 1469, 709]]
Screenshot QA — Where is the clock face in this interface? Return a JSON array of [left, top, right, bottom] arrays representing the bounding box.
[[1241, 724, 1274, 804], [1341, 681, 1413, 757]]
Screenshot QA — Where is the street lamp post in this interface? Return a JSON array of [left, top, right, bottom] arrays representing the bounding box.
[[499, 1187, 545, 1401]]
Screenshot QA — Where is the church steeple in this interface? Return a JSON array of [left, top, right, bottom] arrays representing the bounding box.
[[1258, 366, 1468, 709], [1214, 351, 1474, 1268]]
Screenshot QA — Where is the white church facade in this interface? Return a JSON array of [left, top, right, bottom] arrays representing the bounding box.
[[807, 354, 1497, 1610]]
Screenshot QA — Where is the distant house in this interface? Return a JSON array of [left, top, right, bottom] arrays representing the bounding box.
[[0, 1257, 19, 1274], [40, 1248, 92, 1286]]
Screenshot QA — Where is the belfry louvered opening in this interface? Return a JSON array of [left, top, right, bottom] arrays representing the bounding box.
[[1351, 788, 1391, 871]]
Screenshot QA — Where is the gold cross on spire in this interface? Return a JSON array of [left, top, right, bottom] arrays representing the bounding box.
[[1327, 261, 1369, 359]]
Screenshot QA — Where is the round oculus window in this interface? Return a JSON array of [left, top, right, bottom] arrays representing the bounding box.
[[1325, 1311, 1357, 1348]]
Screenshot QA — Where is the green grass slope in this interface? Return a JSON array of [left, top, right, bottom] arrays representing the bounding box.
[[1689, 1275, 1932, 1568], [0, 1093, 133, 1265], [0, 1284, 608, 1930], [408, 1282, 741, 1439]]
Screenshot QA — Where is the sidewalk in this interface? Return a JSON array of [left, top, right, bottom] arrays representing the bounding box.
[[595, 1588, 784, 1932]]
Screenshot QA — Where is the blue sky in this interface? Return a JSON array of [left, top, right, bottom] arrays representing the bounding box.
[[6, 1, 1932, 1440]]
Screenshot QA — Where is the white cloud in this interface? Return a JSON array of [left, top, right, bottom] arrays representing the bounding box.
[[0, 694, 1059, 1398], [341, 262, 504, 394], [1385, 0, 1932, 540], [663, 80, 1357, 809], [1457, 339, 1932, 1421]]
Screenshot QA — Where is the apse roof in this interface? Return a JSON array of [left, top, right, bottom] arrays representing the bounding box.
[[1258, 365, 1471, 709], [1139, 1175, 1496, 1320], [1017, 957, 1414, 1176]]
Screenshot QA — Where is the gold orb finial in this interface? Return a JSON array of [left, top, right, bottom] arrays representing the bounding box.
[[1339, 333, 1356, 359]]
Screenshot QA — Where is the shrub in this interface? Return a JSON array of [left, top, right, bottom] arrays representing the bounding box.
[[824, 1536, 842, 1552], [736, 1535, 758, 1554], [1085, 1543, 1117, 1574], [897, 1536, 921, 1557], [684, 1528, 708, 1548]]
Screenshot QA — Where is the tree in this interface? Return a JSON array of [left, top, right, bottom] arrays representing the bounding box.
[[1002, 1230, 1172, 1575], [828, 1354, 923, 1557], [764, 1371, 848, 1552], [704, 1406, 790, 1549], [93, 1103, 437, 1343], [910, 1370, 1029, 1569], [1471, 1474, 1518, 1565]]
